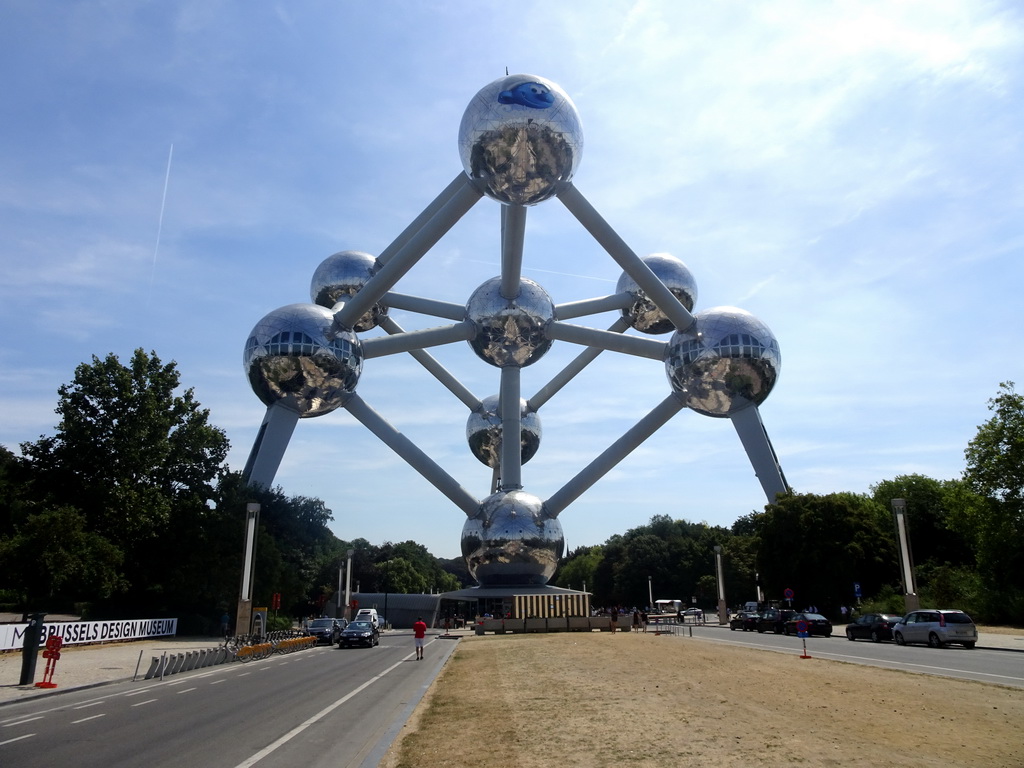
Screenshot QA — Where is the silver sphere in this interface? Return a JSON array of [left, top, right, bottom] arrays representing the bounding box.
[[458, 74, 583, 205], [466, 277, 554, 367], [461, 490, 563, 586], [244, 303, 362, 417], [665, 306, 780, 417], [617, 253, 698, 334], [309, 250, 388, 332], [466, 395, 542, 468]]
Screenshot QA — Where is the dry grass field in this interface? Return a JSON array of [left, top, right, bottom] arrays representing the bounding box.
[[383, 629, 1024, 768]]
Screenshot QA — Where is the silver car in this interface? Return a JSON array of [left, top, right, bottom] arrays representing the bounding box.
[[893, 609, 977, 649]]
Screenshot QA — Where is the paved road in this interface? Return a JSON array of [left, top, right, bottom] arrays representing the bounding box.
[[671, 623, 1024, 688], [0, 631, 460, 768]]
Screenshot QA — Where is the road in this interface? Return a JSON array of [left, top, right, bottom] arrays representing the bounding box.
[[680, 624, 1024, 688], [0, 631, 458, 768]]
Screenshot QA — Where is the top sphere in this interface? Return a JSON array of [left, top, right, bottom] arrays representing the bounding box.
[[458, 74, 583, 206]]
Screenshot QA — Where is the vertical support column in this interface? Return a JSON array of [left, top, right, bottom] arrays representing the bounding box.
[[243, 403, 301, 489], [499, 367, 523, 490]]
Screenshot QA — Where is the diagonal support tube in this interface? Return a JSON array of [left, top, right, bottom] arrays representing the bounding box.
[[547, 321, 667, 360], [729, 405, 790, 502], [344, 393, 480, 517], [361, 320, 475, 358], [529, 317, 631, 411], [544, 394, 685, 517], [378, 316, 480, 410], [558, 183, 695, 333]]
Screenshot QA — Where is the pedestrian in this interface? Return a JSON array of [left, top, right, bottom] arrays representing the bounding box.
[[640, 610, 648, 633], [413, 616, 427, 660], [632, 609, 641, 632], [219, 612, 230, 638], [609, 606, 618, 633], [840, 605, 848, 621]]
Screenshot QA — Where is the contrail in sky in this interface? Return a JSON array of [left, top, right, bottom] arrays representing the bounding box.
[[150, 144, 174, 296]]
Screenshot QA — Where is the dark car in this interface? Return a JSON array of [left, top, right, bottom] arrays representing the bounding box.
[[306, 617, 345, 645], [784, 612, 832, 637], [844, 613, 902, 643], [729, 611, 759, 632], [756, 608, 796, 634], [338, 619, 380, 648]]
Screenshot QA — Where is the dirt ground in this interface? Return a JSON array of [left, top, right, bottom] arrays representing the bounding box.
[[383, 627, 1024, 768]]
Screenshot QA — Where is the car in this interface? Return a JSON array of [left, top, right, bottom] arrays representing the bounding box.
[[306, 617, 345, 645], [756, 608, 795, 634], [338, 619, 380, 648], [729, 611, 759, 631], [681, 608, 704, 623], [783, 612, 832, 637], [844, 613, 903, 643], [892, 609, 977, 649]]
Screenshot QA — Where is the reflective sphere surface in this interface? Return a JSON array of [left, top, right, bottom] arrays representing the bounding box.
[[458, 74, 583, 205], [244, 303, 362, 417], [665, 306, 780, 417], [466, 395, 542, 467], [461, 490, 563, 586], [310, 250, 388, 332], [617, 253, 698, 334], [466, 277, 554, 367]]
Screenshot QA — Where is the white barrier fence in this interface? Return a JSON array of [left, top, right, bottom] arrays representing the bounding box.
[[0, 618, 178, 651]]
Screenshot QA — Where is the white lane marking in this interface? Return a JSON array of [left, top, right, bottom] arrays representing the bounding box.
[[0, 733, 35, 746], [72, 714, 106, 724], [176, 687, 197, 694], [131, 699, 158, 707], [232, 658, 408, 768], [74, 701, 104, 709], [3, 716, 43, 727]]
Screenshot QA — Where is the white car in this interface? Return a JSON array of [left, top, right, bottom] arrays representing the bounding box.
[[892, 609, 977, 649]]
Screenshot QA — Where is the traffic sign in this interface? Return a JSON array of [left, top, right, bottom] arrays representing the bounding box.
[[796, 619, 809, 638], [784, 587, 794, 599]]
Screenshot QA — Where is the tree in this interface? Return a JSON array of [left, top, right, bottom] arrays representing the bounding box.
[[19, 349, 229, 611], [754, 492, 897, 614], [955, 382, 1024, 620]]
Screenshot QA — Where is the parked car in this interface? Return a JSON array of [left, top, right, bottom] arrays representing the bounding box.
[[783, 612, 832, 637], [729, 611, 759, 632], [844, 613, 902, 643], [892, 609, 977, 649], [306, 617, 345, 645], [338, 619, 380, 648], [681, 608, 705, 623], [756, 608, 796, 634]]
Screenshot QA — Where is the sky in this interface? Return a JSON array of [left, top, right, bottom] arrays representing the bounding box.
[[1, 1, 1022, 561]]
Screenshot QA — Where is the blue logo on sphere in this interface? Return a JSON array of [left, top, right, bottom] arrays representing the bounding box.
[[498, 82, 554, 109]]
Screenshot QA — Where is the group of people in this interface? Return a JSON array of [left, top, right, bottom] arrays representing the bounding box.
[[602, 606, 650, 633]]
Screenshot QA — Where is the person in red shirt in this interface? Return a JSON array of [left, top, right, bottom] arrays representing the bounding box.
[[413, 617, 427, 660]]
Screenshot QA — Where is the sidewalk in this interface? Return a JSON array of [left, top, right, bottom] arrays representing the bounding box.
[[0, 636, 227, 705]]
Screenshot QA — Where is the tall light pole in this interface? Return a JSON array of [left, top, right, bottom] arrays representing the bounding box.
[[235, 502, 260, 636], [714, 545, 728, 625], [647, 575, 653, 611], [891, 499, 919, 612], [343, 549, 354, 622]]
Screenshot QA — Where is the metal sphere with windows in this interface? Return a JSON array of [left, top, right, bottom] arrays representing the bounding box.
[[665, 306, 780, 417], [461, 490, 563, 586], [310, 250, 388, 332], [458, 74, 583, 205], [244, 303, 362, 417], [465, 277, 555, 367], [617, 253, 698, 334], [466, 395, 542, 467]]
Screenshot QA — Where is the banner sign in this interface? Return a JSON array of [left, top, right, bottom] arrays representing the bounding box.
[[0, 618, 177, 652]]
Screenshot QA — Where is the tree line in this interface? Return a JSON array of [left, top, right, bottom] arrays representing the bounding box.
[[1, 349, 1020, 628], [555, 382, 1022, 625]]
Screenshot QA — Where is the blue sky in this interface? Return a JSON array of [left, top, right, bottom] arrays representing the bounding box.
[[2, 1, 1021, 560]]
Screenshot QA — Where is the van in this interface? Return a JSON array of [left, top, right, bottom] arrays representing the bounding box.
[[355, 608, 379, 628], [743, 601, 760, 613]]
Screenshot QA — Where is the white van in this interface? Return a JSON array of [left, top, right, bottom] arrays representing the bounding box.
[[355, 608, 379, 628]]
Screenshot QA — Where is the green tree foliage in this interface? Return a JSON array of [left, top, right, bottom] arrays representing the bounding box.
[[870, 475, 972, 569], [553, 545, 603, 592], [21, 350, 228, 547], [955, 382, 1024, 621], [753, 492, 897, 614]]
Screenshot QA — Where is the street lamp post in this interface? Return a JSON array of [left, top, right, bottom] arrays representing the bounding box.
[[714, 545, 728, 625], [344, 549, 355, 622], [891, 499, 920, 612], [235, 502, 260, 637], [647, 575, 653, 611]]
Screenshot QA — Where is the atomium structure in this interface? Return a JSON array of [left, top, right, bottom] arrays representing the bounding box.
[[241, 74, 789, 589]]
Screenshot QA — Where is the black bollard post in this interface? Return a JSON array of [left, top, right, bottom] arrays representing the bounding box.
[[19, 613, 47, 686]]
